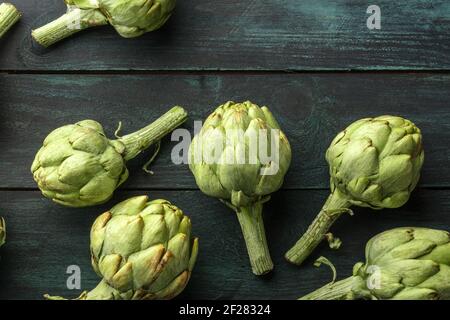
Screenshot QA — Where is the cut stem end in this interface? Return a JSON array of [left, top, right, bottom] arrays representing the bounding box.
[[0, 3, 21, 38]]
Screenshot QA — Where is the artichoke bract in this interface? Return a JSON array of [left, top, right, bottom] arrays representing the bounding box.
[[45, 195, 198, 300], [31, 106, 187, 207], [0, 3, 21, 38], [300, 227, 450, 300], [189, 101, 292, 275], [32, 0, 176, 47], [285, 116, 424, 265], [0, 217, 5, 248]]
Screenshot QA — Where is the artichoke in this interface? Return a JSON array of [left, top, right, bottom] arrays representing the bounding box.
[[0, 3, 21, 38], [285, 116, 424, 265], [32, 0, 176, 47], [189, 101, 291, 275], [45, 195, 198, 300], [300, 227, 450, 300], [31, 106, 187, 207], [0, 217, 5, 248]]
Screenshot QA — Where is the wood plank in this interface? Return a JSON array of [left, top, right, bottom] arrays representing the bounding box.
[[0, 189, 448, 299], [1, 0, 450, 71], [1, 73, 449, 189]]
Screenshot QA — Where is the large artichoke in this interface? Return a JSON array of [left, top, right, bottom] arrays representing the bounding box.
[[189, 101, 291, 275], [46, 195, 198, 300], [0, 217, 5, 248], [300, 227, 450, 300], [31, 106, 187, 207], [32, 0, 176, 47], [0, 3, 21, 38], [286, 116, 424, 265]]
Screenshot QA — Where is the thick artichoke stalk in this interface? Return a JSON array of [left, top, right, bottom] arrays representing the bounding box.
[[300, 227, 450, 300], [0, 3, 21, 38], [285, 116, 424, 266], [0, 217, 5, 248], [32, 0, 176, 47], [189, 101, 292, 275], [31, 106, 187, 207], [45, 196, 199, 300]]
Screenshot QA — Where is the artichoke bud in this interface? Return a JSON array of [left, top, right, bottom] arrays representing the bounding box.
[[0, 3, 21, 39], [32, 0, 177, 47], [32, 106, 187, 207], [189, 101, 291, 275], [328, 116, 424, 209], [301, 228, 450, 300], [286, 116, 424, 266], [45, 196, 198, 300]]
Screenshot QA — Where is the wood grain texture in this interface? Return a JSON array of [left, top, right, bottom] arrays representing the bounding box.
[[1, 73, 449, 189], [0, 188, 448, 300], [1, 0, 449, 71]]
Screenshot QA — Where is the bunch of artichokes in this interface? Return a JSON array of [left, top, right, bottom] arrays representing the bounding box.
[[286, 116, 424, 265], [0, 217, 5, 248], [46, 195, 198, 300], [300, 227, 450, 300], [31, 106, 187, 207], [189, 101, 291, 275], [0, 2, 21, 38], [32, 0, 176, 47]]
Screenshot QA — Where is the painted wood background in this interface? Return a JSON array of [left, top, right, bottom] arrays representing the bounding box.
[[0, 0, 449, 300]]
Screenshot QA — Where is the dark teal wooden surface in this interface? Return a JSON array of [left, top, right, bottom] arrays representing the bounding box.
[[0, 0, 449, 301], [0, 0, 449, 70], [1, 73, 449, 189], [0, 189, 449, 300]]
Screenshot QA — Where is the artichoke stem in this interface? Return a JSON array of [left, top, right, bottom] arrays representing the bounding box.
[[32, 8, 107, 47], [119, 106, 188, 161], [235, 202, 274, 275], [0, 3, 21, 38], [0, 217, 5, 247], [285, 190, 350, 266], [299, 276, 354, 300]]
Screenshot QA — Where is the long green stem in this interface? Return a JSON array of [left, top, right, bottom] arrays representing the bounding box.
[[285, 189, 351, 266], [0, 3, 21, 38], [299, 276, 355, 300], [119, 106, 188, 161], [32, 8, 108, 47], [235, 202, 273, 275]]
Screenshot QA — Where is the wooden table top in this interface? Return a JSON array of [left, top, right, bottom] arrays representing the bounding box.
[[0, 0, 449, 299]]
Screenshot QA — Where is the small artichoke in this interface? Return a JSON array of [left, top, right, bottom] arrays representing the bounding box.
[[31, 106, 187, 207], [286, 116, 424, 265], [45, 195, 198, 300], [300, 227, 450, 300], [0, 217, 5, 248], [189, 101, 291, 275], [0, 3, 21, 38], [32, 0, 176, 47]]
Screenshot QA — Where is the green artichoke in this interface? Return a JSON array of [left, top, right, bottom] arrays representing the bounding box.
[[31, 106, 187, 207], [45, 195, 198, 300], [0, 3, 21, 38], [189, 101, 291, 275], [300, 227, 450, 300], [286, 116, 424, 265], [0, 217, 5, 248], [32, 0, 176, 47]]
